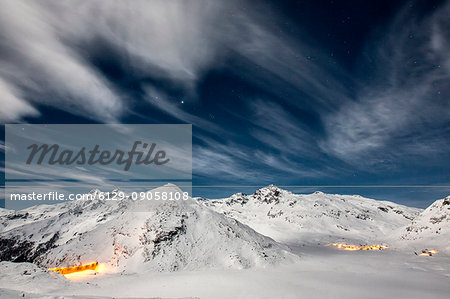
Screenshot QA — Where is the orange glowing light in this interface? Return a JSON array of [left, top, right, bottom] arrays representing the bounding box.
[[418, 249, 438, 256], [327, 243, 388, 251], [48, 262, 99, 275]]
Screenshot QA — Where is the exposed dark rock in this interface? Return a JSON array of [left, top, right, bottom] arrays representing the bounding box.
[[6, 212, 30, 220], [0, 232, 59, 264]]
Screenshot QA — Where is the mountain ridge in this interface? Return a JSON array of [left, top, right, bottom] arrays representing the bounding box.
[[395, 196, 450, 252], [0, 184, 298, 272], [200, 185, 422, 244]]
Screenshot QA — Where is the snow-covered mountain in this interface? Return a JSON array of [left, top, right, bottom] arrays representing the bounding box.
[[0, 184, 298, 272], [396, 196, 450, 253], [200, 185, 421, 244]]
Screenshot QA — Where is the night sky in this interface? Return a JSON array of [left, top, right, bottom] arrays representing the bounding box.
[[1, 0, 449, 208]]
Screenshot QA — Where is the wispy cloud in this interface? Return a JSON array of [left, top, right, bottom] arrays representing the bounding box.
[[0, 0, 348, 123], [249, 100, 317, 157], [320, 1, 450, 165], [0, 1, 123, 122], [193, 135, 331, 183], [0, 78, 39, 122], [0, 0, 245, 122], [231, 20, 352, 111]]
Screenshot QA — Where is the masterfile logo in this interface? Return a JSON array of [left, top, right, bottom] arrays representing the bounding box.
[[26, 141, 170, 171]]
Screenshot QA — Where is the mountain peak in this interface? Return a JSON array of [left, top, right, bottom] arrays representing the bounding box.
[[399, 195, 450, 252], [148, 183, 185, 194], [252, 185, 288, 204], [258, 184, 284, 192], [427, 196, 450, 211]]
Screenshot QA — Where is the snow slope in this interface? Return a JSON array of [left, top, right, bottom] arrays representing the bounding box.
[[1, 250, 449, 299], [0, 261, 196, 299], [395, 196, 450, 253], [200, 185, 421, 244], [0, 261, 69, 294], [0, 184, 298, 273]]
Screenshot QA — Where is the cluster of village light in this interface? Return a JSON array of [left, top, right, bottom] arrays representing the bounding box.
[[48, 261, 99, 274], [417, 249, 439, 256], [48, 262, 105, 279], [327, 243, 389, 251], [327, 243, 439, 256]]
